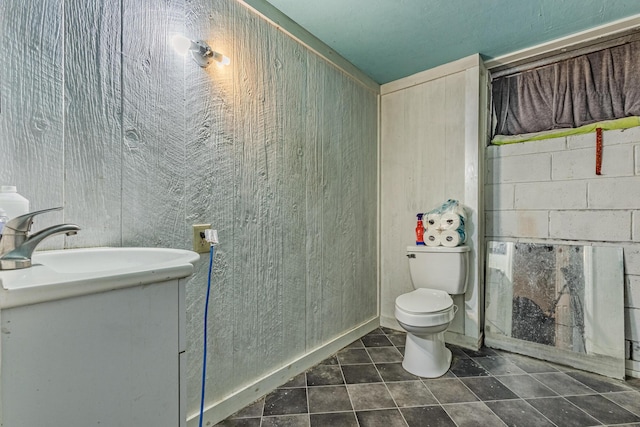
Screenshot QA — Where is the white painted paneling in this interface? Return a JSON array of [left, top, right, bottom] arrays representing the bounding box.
[[319, 58, 348, 347], [121, 0, 187, 249], [381, 55, 480, 95], [463, 62, 486, 341], [241, 0, 378, 93], [380, 89, 415, 315], [64, 0, 123, 248], [0, 0, 65, 240], [277, 19, 312, 366], [1, 0, 378, 424], [182, 0, 238, 409], [181, 0, 377, 418], [444, 72, 467, 200], [233, 2, 282, 387], [304, 52, 326, 351], [380, 56, 484, 347]]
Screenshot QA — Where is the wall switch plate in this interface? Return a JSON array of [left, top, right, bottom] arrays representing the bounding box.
[[193, 224, 212, 253]]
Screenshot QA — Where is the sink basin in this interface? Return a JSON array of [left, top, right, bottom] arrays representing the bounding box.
[[33, 247, 199, 274], [0, 247, 200, 308]]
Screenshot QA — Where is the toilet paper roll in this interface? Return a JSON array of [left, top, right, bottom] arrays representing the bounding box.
[[425, 213, 441, 228], [424, 229, 442, 246], [440, 212, 463, 230], [440, 228, 465, 247]]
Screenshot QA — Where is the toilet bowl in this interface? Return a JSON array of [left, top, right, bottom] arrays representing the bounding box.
[[395, 245, 469, 378], [395, 288, 457, 377]]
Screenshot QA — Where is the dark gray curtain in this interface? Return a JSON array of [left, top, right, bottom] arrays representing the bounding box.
[[492, 40, 640, 136]]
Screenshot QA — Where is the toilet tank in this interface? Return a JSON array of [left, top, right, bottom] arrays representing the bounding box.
[[406, 245, 470, 294]]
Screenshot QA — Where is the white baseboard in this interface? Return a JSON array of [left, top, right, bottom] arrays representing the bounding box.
[[187, 317, 379, 426]]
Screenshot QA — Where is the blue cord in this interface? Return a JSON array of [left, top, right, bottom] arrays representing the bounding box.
[[199, 244, 215, 427]]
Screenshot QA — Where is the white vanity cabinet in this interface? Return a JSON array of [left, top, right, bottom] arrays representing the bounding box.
[[0, 279, 187, 427], [0, 247, 197, 427]]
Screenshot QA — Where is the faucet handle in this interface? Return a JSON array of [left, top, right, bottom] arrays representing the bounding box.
[[4, 207, 64, 233]]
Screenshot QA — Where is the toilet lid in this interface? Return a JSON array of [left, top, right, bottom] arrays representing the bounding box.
[[396, 289, 453, 314]]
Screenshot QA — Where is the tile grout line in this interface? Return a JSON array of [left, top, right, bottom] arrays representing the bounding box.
[[303, 370, 310, 427], [528, 395, 603, 425], [218, 330, 640, 426], [258, 396, 265, 427], [463, 357, 559, 426], [364, 340, 411, 426], [338, 340, 363, 426], [434, 353, 505, 425]]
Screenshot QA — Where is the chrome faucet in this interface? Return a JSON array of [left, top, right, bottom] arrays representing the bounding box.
[[0, 207, 80, 270]]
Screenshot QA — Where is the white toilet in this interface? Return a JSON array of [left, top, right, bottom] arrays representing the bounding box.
[[395, 245, 470, 378]]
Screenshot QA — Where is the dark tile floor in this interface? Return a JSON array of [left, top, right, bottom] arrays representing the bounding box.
[[216, 327, 640, 427]]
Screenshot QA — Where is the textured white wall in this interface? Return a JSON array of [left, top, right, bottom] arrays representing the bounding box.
[[0, 0, 378, 419], [485, 127, 640, 370]]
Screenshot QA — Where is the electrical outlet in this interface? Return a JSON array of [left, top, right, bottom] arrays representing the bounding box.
[[193, 224, 211, 253]]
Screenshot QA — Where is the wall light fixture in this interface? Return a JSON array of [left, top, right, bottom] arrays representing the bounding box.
[[171, 35, 230, 68]]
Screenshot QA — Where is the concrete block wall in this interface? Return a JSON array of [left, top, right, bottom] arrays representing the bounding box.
[[485, 126, 640, 370]]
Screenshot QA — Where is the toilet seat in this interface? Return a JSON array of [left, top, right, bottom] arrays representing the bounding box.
[[395, 289, 455, 327], [396, 289, 452, 313]]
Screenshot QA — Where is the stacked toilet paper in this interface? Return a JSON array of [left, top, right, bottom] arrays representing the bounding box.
[[423, 200, 466, 247]]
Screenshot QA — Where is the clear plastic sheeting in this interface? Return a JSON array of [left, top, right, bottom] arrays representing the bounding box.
[[485, 241, 625, 379]]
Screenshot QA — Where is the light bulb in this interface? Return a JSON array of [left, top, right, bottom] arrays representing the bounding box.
[[213, 52, 231, 67], [171, 35, 230, 68]]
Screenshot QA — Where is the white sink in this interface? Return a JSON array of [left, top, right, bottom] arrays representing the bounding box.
[[0, 247, 200, 308], [34, 247, 199, 274]]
